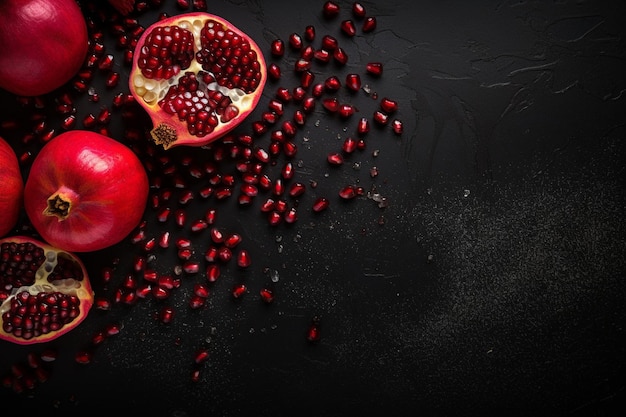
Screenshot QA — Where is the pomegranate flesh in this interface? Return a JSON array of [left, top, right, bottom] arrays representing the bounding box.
[[0, 137, 23, 238], [0, 0, 89, 97], [0, 236, 94, 345], [129, 13, 267, 149], [23, 130, 149, 253]]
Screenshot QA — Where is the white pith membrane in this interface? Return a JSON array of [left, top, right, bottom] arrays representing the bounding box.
[[0, 249, 85, 317], [131, 17, 255, 139]]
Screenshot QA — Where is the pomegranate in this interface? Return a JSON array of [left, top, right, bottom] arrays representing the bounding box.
[[129, 13, 267, 149], [0, 236, 94, 345], [0, 0, 89, 97], [23, 130, 149, 252], [0, 137, 23, 238]]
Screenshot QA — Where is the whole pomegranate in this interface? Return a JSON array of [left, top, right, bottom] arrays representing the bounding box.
[[0, 236, 94, 345], [23, 130, 149, 252], [0, 0, 89, 97], [0, 137, 23, 238], [129, 12, 267, 149]]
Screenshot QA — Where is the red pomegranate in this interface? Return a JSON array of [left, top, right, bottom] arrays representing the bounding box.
[[0, 236, 94, 345], [23, 131, 149, 252], [129, 12, 267, 149], [0, 137, 23, 238], [0, 0, 89, 97]]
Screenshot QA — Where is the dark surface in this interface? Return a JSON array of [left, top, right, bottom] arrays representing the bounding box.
[[1, 0, 625, 416]]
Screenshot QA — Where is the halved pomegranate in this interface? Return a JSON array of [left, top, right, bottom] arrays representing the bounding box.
[[129, 13, 267, 149], [0, 236, 94, 345]]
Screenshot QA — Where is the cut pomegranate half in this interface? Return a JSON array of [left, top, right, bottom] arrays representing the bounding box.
[[0, 236, 94, 345], [129, 13, 267, 149]]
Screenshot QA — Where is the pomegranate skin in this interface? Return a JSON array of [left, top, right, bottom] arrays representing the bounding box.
[[0, 137, 23, 237], [23, 131, 149, 252], [0, 0, 88, 97]]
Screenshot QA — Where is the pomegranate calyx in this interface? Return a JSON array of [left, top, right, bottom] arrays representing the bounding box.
[[151, 123, 179, 148], [44, 188, 79, 220]]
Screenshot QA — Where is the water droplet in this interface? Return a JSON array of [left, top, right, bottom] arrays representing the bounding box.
[[463, 189, 471, 198], [270, 270, 280, 282]]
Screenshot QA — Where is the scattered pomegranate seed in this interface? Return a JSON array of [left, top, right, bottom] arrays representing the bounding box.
[[289, 32, 303, 50], [333, 47, 348, 65], [312, 197, 330, 212], [260, 288, 274, 303], [362, 16, 377, 32], [341, 20, 357, 37], [324, 75, 341, 91], [237, 249, 251, 268], [306, 316, 321, 342], [338, 104, 355, 118], [304, 25, 316, 41], [373, 110, 389, 125], [194, 349, 210, 364], [352, 2, 366, 18], [392, 119, 403, 135], [232, 284, 247, 299], [74, 350, 92, 365], [321, 35, 338, 51], [159, 306, 175, 323], [322, 97, 340, 112], [345, 73, 361, 92], [271, 39, 285, 57], [366, 62, 383, 76], [339, 185, 358, 199], [357, 117, 370, 135], [380, 97, 399, 113], [268, 63, 281, 80], [327, 152, 344, 165], [323, 1, 340, 18]]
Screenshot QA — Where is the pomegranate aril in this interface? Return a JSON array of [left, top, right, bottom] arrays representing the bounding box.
[[312, 83, 325, 97], [268, 63, 281, 80], [300, 45, 315, 61], [74, 350, 92, 365], [306, 316, 321, 342], [380, 98, 399, 114], [342, 137, 358, 153], [267, 211, 282, 226], [324, 76, 341, 91], [392, 119, 403, 135], [341, 20, 357, 37], [232, 284, 247, 299], [321, 35, 338, 51], [237, 250, 251, 268], [289, 182, 306, 197], [275, 87, 292, 103], [194, 349, 210, 364], [338, 104, 355, 118], [323, 97, 340, 112], [327, 152, 344, 165], [284, 207, 298, 224], [289, 33, 303, 50], [366, 62, 383, 76], [293, 86, 307, 101], [302, 97, 316, 113], [61, 115, 76, 130], [352, 2, 366, 18], [312, 197, 330, 212], [333, 47, 348, 65], [105, 72, 120, 88], [304, 25, 316, 41], [293, 110, 306, 126], [271, 39, 285, 57], [314, 49, 331, 63], [357, 117, 370, 135], [159, 306, 175, 324], [346, 74, 361, 92], [260, 288, 274, 303], [362, 16, 377, 32], [339, 185, 358, 199], [373, 111, 389, 125], [323, 1, 340, 18], [294, 59, 312, 72]]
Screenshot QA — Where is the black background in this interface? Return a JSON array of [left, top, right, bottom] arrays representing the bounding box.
[[1, 0, 625, 416]]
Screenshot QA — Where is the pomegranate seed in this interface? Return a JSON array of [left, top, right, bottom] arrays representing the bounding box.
[[352, 2, 366, 18], [312, 83, 325, 97], [260, 288, 274, 303], [224, 234, 242, 248], [268, 211, 282, 226], [380, 98, 399, 113], [362, 16, 377, 32], [95, 297, 112, 311], [159, 306, 175, 323], [268, 63, 281, 80], [237, 250, 251, 268], [283, 141, 298, 157], [241, 183, 258, 197], [313, 49, 331, 63], [302, 97, 316, 113], [268, 99, 284, 115], [75, 350, 92, 365], [341, 20, 357, 37], [191, 219, 208, 232], [322, 1, 340, 18], [271, 39, 285, 57], [306, 316, 321, 342], [321, 35, 338, 51], [218, 247, 232, 263], [157, 207, 171, 222], [232, 284, 247, 299], [324, 76, 341, 91], [98, 54, 114, 71], [175, 209, 186, 227], [136, 284, 152, 298], [61, 115, 76, 130], [312, 197, 330, 212], [152, 285, 170, 300], [191, 369, 201, 383], [273, 178, 285, 196], [289, 182, 306, 198], [293, 86, 307, 101], [339, 185, 358, 199], [284, 207, 298, 224], [333, 47, 348, 65], [275, 87, 292, 102], [210, 227, 224, 244], [342, 137, 358, 153], [260, 198, 276, 212], [83, 113, 97, 128], [300, 45, 315, 60], [205, 246, 218, 263], [345, 74, 361, 92], [105, 323, 121, 337], [105, 72, 120, 88], [327, 153, 344, 165], [189, 295, 205, 309], [194, 283, 210, 298], [322, 97, 340, 112], [289, 33, 303, 49], [373, 110, 389, 125], [293, 109, 306, 126], [366, 62, 383, 76], [338, 104, 355, 118], [392, 119, 403, 135], [304, 25, 315, 41], [294, 59, 312, 72], [144, 269, 158, 282], [357, 117, 370, 135], [194, 349, 210, 364]]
